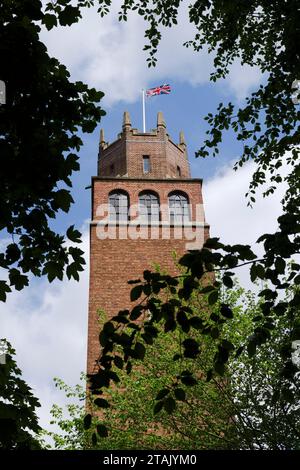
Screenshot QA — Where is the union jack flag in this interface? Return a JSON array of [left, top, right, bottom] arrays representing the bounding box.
[[146, 84, 171, 97]]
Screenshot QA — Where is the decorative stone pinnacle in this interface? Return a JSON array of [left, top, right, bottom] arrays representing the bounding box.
[[99, 128, 108, 149], [179, 130, 186, 147], [123, 111, 131, 128], [100, 128, 105, 144], [157, 111, 166, 128]]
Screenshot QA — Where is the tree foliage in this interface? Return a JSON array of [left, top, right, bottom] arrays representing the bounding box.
[[1, 0, 300, 449], [0, 0, 106, 448], [50, 281, 300, 449], [86, 260, 300, 446], [0, 340, 41, 449], [61, 0, 300, 442], [0, 0, 105, 300]]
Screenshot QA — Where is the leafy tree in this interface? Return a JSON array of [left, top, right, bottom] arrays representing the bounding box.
[[225, 286, 300, 449], [0, 0, 105, 448], [1, 0, 300, 448], [0, 340, 41, 449], [0, 0, 105, 300], [50, 0, 300, 436], [49, 281, 300, 449]]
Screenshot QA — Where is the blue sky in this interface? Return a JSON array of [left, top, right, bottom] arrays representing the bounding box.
[[0, 2, 287, 438]]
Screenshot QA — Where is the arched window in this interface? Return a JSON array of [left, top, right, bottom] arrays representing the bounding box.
[[108, 190, 129, 222], [168, 191, 190, 224], [139, 191, 160, 223]]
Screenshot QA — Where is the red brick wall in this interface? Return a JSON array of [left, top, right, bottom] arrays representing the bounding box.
[[126, 129, 168, 178], [98, 137, 127, 177], [92, 178, 204, 221], [98, 125, 190, 179], [87, 176, 210, 375], [87, 117, 210, 375], [87, 224, 210, 375], [166, 139, 190, 178]]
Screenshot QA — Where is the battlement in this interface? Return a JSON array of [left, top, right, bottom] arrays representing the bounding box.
[[98, 111, 190, 179]]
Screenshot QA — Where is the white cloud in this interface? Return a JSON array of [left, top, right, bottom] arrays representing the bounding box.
[[0, 230, 89, 433], [40, 1, 263, 105], [204, 161, 282, 245], [219, 61, 264, 102], [203, 160, 287, 288]]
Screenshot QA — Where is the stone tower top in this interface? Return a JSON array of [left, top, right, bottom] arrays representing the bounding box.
[[98, 111, 190, 179]]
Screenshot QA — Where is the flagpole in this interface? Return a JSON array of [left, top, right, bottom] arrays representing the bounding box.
[[142, 89, 146, 132]]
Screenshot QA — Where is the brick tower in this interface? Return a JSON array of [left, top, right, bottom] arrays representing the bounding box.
[[87, 111, 210, 374]]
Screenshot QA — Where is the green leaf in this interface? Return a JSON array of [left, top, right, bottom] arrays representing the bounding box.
[[189, 316, 203, 329], [221, 339, 234, 351], [181, 372, 197, 387], [173, 353, 182, 361], [9, 269, 29, 291], [183, 338, 200, 358], [275, 257, 286, 274], [128, 279, 142, 284], [6, 244, 21, 264], [113, 356, 124, 369], [153, 400, 164, 415], [94, 398, 110, 408], [220, 304, 233, 319], [253, 315, 262, 322], [208, 290, 219, 305], [59, 5, 81, 26], [164, 318, 176, 333], [250, 263, 265, 282], [130, 284, 143, 302], [52, 189, 74, 213], [210, 327, 219, 339], [0, 281, 12, 302], [126, 361, 132, 375], [133, 342, 146, 360], [294, 275, 300, 285], [174, 388, 186, 401], [206, 369, 213, 382], [43, 13, 57, 30], [66, 225, 82, 243], [143, 284, 152, 296], [258, 289, 277, 301], [92, 432, 98, 446], [99, 330, 109, 347], [177, 309, 190, 333], [141, 333, 154, 345], [216, 346, 230, 363], [235, 346, 244, 358], [130, 305, 144, 320], [96, 424, 108, 438], [164, 397, 176, 414], [214, 362, 225, 376], [156, 388, 170, 400], [108, 371, 120, 383], [204, 237, 224, 249], [83, 413, 92, 430], [247, 340, 257, 358], [66, 262, 80, 281], [200, 285, 216, 294], [222, 275, 233, 288]]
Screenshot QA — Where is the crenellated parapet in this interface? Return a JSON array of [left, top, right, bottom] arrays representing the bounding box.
[[98, 111, 190, 179]]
